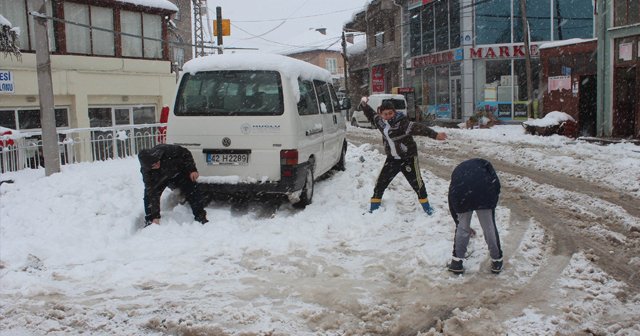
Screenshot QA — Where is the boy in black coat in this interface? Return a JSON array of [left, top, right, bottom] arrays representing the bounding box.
[[447, 158, 503, 274], [138, 144, 208, 227], [360, 97, 447, 214]]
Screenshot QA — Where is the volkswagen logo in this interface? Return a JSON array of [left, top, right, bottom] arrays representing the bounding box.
[[222, 137, 231, 147]]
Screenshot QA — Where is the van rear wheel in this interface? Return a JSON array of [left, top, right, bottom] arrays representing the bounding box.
[[292, 168, 314, 208]]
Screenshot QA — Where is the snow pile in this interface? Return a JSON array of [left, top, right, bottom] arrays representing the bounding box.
[[522, 111, 575, 127]]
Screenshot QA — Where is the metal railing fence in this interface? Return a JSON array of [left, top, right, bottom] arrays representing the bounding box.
[[1, 124, 166, 173]]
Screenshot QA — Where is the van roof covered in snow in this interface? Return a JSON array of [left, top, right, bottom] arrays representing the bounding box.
[[182, 53, 332, 83]]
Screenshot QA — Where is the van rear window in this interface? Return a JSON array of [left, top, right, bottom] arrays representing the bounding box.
[[382, 99, 407, 110], [174, 71, 284, 116]]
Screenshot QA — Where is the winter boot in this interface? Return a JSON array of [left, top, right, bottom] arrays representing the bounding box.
[[491, 259, 503, 274], [419, 198, 434, 215], [447, 258, 464, 274], [195, 212, 209, 225], [369, 198, 382, 213]]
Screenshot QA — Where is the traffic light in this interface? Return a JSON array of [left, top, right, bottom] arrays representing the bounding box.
[[213, 19, 230, 36]]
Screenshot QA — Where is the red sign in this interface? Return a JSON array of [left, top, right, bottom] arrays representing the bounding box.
[[469, 44, 539, 59], [408, 0, 436, 9], [412, 50, 455, 68], [371, 65, 385, 94]]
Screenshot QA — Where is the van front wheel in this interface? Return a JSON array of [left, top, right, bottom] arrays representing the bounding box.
[[292, 168, 314, 208]]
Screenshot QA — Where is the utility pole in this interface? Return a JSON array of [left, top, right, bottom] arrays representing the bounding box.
[[216, 6, 223, 54], [341, 31, 349, 98], [519, 0, 534, 119], [32, 0, 60, 175]]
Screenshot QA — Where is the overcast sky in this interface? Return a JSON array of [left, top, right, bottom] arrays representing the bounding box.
[[202, 0, 370, 55]]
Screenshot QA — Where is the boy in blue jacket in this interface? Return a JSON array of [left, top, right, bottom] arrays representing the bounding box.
[[360, 97, 447, 215], [447, 158, 503, 274]]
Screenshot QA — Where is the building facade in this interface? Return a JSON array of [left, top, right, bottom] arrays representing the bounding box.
[[0, 0, 178, 161], [344, 0, 404, 107], [167, 0, 193, 71], [286, 49, 346, 92], [597, 0, 640, 139], [403, 0, 595, 122]]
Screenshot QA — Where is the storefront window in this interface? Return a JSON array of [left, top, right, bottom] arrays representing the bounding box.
[[0, 110, 17, 129], [435, 1, 449, 52], [410, 8, 422, 56], [514, 0, 551, 42], [16, 109, 68, 130], [424, 67, 436, 107], [475, 59, 540, 119], [421, 6, 435, 54], [475, 0, 511, 45], [553, 0, 594, 40], [436, 65, 450, 118], [413, 70, 423, 106], [449, 0, 461, 49]]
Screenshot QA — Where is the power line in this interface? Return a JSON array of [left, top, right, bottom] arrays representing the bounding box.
[[26, 11, 253, 52], [232, 6, 367, 23]]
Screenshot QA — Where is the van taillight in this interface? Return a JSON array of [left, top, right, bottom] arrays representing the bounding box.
[[159, 106, 170, 123], [157, 106, 169, 144], [280, 150, 298, 165]]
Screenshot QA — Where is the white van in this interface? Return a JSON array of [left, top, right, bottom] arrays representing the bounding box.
[[350, 93, 407, 128], [166, 53, 350, 207]]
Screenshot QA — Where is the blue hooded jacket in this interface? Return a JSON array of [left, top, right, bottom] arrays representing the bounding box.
[[448, 158, 500, 223]]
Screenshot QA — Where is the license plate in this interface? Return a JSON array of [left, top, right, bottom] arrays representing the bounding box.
[[206, 153, 249, 165]]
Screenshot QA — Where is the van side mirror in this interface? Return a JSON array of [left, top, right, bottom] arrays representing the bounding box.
[[341, 98, 351, 110]]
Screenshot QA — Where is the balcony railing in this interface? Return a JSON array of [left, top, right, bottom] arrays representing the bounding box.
[[0, 124, 166, 174]]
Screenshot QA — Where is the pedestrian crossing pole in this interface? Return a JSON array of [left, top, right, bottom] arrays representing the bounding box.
[[32, 0, 61, 176]]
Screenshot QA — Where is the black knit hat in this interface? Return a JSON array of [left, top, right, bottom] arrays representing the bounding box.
[[379, 100, 396, 111], [138, 148, 161, 170]]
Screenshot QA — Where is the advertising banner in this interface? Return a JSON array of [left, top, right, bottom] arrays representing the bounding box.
[[371, 65, 385, 93]]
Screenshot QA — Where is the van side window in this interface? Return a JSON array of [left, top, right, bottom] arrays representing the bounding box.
[[313, 80, 334, 114], [298, 79, 320, 116], [327, 83, 342, 112]]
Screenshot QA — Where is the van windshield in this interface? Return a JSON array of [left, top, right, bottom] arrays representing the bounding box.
[[382, 99, 407, 110], [174, 71, 284, 116]]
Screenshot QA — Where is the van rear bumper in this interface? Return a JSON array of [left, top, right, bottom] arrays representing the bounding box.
[[197, 162, 310, 200]]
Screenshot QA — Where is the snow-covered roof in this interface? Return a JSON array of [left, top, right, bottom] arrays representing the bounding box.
[[539, 38, 597, 50], [182, 53, 332, 83], [116, 0, 178, 12]]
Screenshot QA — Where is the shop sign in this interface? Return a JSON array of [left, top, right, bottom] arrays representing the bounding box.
[[469, 44, 539, 59], [371, 65, 385, 93], [619, 42, 633, 61], [408, 0, 436, 10], [548, 75, 571, 93], [412, 49, 458, 68], [0, 70, 14, 94]]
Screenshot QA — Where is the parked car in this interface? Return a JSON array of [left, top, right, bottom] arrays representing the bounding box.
[[350, 93, 407, 128], [166, 53, 351, 208]]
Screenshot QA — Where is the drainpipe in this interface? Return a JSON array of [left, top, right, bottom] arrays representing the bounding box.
[[392, 0, 405, 87], [595, 0, 606, 137]]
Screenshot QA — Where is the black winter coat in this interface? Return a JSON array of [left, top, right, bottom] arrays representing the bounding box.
[[448, 158, 501, 222], [139, 144, 198, 220], [362, 103, 438, 159]]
